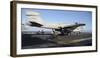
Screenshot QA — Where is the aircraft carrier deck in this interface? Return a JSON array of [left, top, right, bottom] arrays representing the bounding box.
[[22, 31, 92, 49]]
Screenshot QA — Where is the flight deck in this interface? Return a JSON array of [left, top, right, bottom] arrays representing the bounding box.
[[22, 31, 92, 49]]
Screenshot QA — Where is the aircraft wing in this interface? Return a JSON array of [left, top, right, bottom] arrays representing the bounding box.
[[28, 21, 85, 32], [41, 23, 85, 31], [62, 23, 85, 31]]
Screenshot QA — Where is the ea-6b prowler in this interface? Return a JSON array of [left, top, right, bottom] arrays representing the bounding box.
[[25, 11, 85, 35]]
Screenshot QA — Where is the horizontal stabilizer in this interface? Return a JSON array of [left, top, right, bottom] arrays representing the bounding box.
[[29, 21, 43, 27]]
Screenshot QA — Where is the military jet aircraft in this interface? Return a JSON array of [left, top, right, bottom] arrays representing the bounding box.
[[25, 11, 85, 35]]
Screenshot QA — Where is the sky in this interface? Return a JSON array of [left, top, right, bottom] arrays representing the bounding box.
[[21, 8, 92, 32]]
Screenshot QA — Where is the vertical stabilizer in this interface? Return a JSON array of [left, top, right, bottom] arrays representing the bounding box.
[[26, 11, 44, 25]]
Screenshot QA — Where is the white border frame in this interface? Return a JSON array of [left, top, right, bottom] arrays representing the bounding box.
[[16, 3, 96, 55]]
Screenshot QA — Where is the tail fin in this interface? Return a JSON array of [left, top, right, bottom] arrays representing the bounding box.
[[26, 11, 44, 27]]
